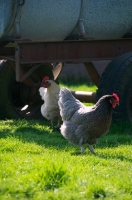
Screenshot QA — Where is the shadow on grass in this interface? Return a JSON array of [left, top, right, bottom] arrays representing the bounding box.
[[0, 120, 132, 152], [0, 120, 68, 150]]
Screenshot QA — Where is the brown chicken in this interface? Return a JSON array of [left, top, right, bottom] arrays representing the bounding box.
[[39, 76, 61, 128], [58, 88, 119, 154]]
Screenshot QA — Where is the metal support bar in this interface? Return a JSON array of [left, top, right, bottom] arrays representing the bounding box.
[[17, 39, 132, 63], [19, 63, 41, 82], [84, 62, 100, 86], [15, 46, 38, 86], [1, 39, 132, 63]]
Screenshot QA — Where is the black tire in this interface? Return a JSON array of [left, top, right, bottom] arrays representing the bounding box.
[[96, 52, 132, 122], [0, 60, 53, 119]]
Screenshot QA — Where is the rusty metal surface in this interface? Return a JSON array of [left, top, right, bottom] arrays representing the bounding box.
[[1, 39, 132, 63], [19, 64, 41, 83], [9, 60, 35, 86], [18, 39, 132, 63], [0, 39, 132, 87], [15, 45, 36, 84], [71, 91, 96, 103]]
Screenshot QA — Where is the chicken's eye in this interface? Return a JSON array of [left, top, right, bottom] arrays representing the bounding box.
[[109, 99, 112, 105]]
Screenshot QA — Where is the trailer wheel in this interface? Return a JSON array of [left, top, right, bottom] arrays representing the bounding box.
[[96, 52, 132, 122], [0, 60, 53, 119]]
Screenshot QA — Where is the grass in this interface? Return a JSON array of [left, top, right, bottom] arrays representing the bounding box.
[[0, 83, 132, 199], [60, 80, 97, 92]]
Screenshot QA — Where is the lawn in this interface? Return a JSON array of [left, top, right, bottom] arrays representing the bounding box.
[[0, 83, 132, 200], [60, 80, 97, 92]]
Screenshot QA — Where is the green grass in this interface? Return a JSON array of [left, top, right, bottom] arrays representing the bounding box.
[[0, 120, 132, 200], [0, 83, 132, 199], [60, 81, 97, 92]]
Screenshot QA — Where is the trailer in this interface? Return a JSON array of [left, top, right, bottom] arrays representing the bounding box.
[[0, 0, 132, 122]]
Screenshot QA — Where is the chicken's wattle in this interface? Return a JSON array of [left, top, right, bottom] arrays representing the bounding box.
[[43, 82, 50, 88], [112, 102, 117, 108], [110, 99, 119, 108]]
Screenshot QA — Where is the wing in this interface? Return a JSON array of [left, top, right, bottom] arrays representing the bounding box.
[[60, 120, 91, 146], [58, 88, 85, 121], [60, 121, 80, 144]]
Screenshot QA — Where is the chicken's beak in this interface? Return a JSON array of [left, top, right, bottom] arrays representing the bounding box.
[[41, 81, 50, 88]]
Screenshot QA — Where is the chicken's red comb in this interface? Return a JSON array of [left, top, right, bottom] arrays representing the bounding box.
[[112, 93, 119, 102], [42, 76, 49, 83]]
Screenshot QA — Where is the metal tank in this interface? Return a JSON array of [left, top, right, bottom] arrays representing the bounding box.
[[71, 0, 132, 39], [0, 0, 132, 42], [0, 0, 81, 41]]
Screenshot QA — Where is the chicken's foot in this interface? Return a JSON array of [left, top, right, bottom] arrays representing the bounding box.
[[88, 145, 96, 155]]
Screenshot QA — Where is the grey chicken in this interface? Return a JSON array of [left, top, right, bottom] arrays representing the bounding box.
[[39, 76, 61, 128], [58, 88, 119, 154]]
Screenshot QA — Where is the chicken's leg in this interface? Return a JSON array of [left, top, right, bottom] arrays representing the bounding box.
[[88, 145, 96, 155], [57, 119, 61, 128], [51, 120, 54, 129], [80, 146, 85, 153], [79, 138, 84, 153]]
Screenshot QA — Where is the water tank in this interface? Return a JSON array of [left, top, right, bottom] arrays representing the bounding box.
[[0, 0, 132, 42]]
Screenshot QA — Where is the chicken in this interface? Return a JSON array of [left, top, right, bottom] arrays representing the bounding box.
[[58, 88, 119, 154], [39, 76, 61, 128]]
